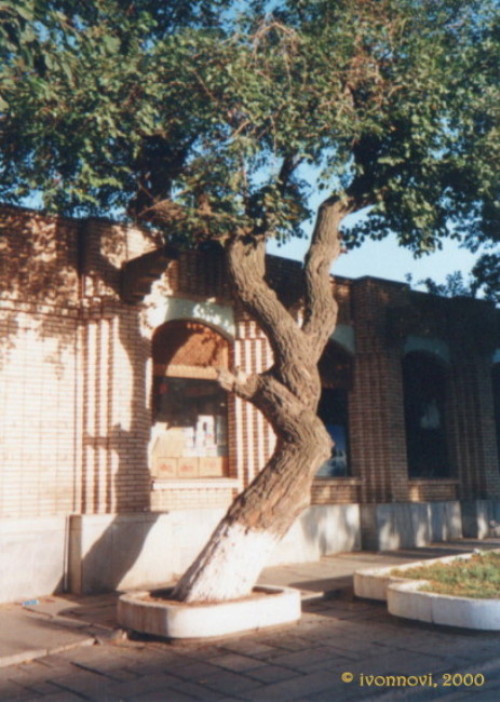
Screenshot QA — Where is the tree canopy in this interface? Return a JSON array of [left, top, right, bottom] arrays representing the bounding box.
[[1, 0, 498, 258], [1, 0, 499, 604], [415, 252, 500, 304]]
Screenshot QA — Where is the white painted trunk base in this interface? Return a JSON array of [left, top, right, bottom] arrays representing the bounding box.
[[173, 522, 280, 602]]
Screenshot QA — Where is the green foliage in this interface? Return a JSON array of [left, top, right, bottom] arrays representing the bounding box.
[[0, 0, 498, 253], [392, 551, 500, 599], [412, 251, 500, 305], [471, 253, 500, 304]]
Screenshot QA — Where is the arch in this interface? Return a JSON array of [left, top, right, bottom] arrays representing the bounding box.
[[150, 320, 231, 480], [152, 319, 230, 379], [144, 296, 235, 339], [402, 351, 450, 478], [316, 341, 354, 478], [403, 336, 451, 365]]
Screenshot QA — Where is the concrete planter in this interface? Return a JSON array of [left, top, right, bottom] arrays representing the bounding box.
[[387, 580, 500, 630], [117, 585, 301, 640], [354, 550, 500, 631], [354, 553, 464, 602]]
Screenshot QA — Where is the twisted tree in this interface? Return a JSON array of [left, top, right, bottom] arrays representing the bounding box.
[[1, 0, 498, 601]]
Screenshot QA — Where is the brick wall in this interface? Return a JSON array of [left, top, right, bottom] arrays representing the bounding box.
[[448, 355, 500, 500], [2, 204, 499, 523], [0, 206, 159, 517], [348, 278, 410, 504], [0, 207, 80, 517]]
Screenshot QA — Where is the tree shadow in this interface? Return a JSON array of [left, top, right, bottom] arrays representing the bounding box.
[[69, 217, 163, 594], [0, 205, 164, 596]]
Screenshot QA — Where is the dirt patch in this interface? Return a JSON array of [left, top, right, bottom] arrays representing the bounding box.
[[142, 586, 282, 607]]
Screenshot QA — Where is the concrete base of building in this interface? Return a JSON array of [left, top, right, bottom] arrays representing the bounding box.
[[2, 500, 500, 604], [0, 517, 69, 605], [360, 501, 463, 551], [68, 510, 225, 595], [0, 505, 360, 602], [68, 504, 361, 595], [461, 500, 500, 539]]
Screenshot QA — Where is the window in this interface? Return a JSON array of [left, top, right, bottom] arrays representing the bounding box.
[[151, 377, 228, 478], [316, 387, 350, 477], [150, 320, 230, 479], [493, 363, 500, 465], [403, 352, 450, 478], [316, 341, 352, 477]]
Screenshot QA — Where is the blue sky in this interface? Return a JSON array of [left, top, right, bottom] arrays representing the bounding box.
[[268, 230, 478, 287], [265, 161, 482, 288]]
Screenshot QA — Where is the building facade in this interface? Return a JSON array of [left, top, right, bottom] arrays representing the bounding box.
[[1, 205, 500, 603]]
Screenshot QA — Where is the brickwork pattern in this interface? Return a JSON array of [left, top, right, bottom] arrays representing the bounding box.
[[0, 207, 158, 518], [348, 279, 410, 505], [1, 204, 499, 524], [449, 356, 500, 500]]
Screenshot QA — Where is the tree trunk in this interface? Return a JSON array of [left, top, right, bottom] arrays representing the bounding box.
[[172, 198, 353, 603], [172, 373, 332, 602]]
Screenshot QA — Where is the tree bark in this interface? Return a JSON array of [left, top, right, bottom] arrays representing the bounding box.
[[171, 198, 353, 603]]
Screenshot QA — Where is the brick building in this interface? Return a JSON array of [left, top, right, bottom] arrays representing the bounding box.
[[1, 204, 500, 603]]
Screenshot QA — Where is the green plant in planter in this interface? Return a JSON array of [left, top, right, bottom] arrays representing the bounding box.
[[392, 552, 500, 599]]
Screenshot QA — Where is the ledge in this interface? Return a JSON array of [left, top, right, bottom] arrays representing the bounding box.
[[313, 477, 362, 485], [151, 478, 241, 490], [408, 479, 460, 485]]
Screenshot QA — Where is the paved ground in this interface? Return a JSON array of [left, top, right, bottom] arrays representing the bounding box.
[[1, 539, 500, 701]]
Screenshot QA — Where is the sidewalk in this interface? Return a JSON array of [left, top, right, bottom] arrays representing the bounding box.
[[1, 538, 499, 670]]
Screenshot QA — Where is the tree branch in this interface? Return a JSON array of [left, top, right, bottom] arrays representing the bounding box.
[[225, 234, 318, 404], [302, 195, 354, 355]]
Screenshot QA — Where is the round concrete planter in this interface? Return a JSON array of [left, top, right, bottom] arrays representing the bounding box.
[[354, 550, 500, 631], [117, 585, 301, 640], [388, 580, 500, 630], [354, 553, 471, 602]]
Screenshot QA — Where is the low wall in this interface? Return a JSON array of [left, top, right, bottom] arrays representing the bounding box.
[[68, 504, 361, 595], [269, 504, 361, 565], [461, 500, 500, 539], [360, 501, 463, 551], [0, 517, 68, 604], [5, 500, 499, 602]]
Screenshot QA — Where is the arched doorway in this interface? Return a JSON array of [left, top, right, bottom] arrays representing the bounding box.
[[150, 320, 231, 479]]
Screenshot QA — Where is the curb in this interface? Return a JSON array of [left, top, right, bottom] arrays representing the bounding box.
[[0, 636, 96, 669]]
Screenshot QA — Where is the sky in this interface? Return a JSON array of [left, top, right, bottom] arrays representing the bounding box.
[[268, 230, 479, 288], [266, 163, 482, 289]]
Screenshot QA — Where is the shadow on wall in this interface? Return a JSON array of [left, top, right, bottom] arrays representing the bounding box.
[[271, 504, 361, 567], [71, 310, 159, 594], [0, 205, 165, 595], [70, 223, 162, 594], [362, 501, 463, 552], [0, 208, 82, 371]]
